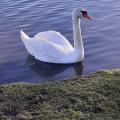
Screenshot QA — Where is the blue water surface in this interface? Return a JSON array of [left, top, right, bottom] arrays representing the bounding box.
[[0, 0, 120, 84]]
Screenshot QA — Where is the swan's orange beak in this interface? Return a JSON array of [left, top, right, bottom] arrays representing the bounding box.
[[83, 13, 92, 20]]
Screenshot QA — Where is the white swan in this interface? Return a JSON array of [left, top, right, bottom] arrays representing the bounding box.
[[20, 8, 91, 64]]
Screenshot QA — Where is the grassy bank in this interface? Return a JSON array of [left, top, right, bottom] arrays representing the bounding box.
[[0, 69, 120, 120]]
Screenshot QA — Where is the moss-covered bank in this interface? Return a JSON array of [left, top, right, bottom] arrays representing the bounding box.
[[0, 69, 120, 120]]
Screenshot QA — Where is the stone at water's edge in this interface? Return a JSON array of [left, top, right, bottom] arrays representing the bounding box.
[[0, 69, 120, 120]]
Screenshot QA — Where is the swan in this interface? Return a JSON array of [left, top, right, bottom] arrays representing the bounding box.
[[20, 8, 91, 64]]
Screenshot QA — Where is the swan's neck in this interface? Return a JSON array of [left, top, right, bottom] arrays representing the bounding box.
[[72, 17, 84, 60]]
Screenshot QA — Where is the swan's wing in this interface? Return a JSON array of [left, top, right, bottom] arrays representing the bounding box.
[[34, 31, 73, 50], [28, 38, 68, 62]]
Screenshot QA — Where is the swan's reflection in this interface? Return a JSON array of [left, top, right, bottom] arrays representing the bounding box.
[[26, 55, 84, 78]]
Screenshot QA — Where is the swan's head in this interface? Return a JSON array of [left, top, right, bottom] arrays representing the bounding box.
[[72, 8, 91, 20]]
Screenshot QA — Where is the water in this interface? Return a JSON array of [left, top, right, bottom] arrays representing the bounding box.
[[0, 0, 120, 84]]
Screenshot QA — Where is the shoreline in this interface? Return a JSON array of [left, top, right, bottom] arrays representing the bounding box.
[[0, 69, 120, 120]]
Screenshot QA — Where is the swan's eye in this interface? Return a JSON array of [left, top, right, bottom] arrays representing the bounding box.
[[80, 11, 92, 20], [81, 11, 88, 16]]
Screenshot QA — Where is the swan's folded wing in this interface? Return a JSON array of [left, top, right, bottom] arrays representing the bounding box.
[[34, 31, 73, 50], [29, 38, 67, 62]]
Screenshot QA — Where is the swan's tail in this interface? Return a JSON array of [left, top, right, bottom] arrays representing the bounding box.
[[20, 30, 30, 41], [20, 30, 34, 55]]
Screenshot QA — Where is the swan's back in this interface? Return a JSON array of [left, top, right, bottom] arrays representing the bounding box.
[[20, 30, 77, 63]]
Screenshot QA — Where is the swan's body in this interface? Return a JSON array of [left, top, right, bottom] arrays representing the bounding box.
[[20, 8, 91, 64]]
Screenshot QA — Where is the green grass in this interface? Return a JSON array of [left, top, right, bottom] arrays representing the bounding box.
[[0, 69, 120, 120]]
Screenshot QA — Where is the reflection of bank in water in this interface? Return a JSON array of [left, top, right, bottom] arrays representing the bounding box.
[[26, 55, 84, 79]]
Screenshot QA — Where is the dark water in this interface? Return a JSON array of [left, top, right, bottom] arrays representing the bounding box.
[[0, 0, 120, 84]]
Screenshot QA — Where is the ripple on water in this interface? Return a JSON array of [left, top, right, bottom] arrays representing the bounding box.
[[0, 0, 120, 84]]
